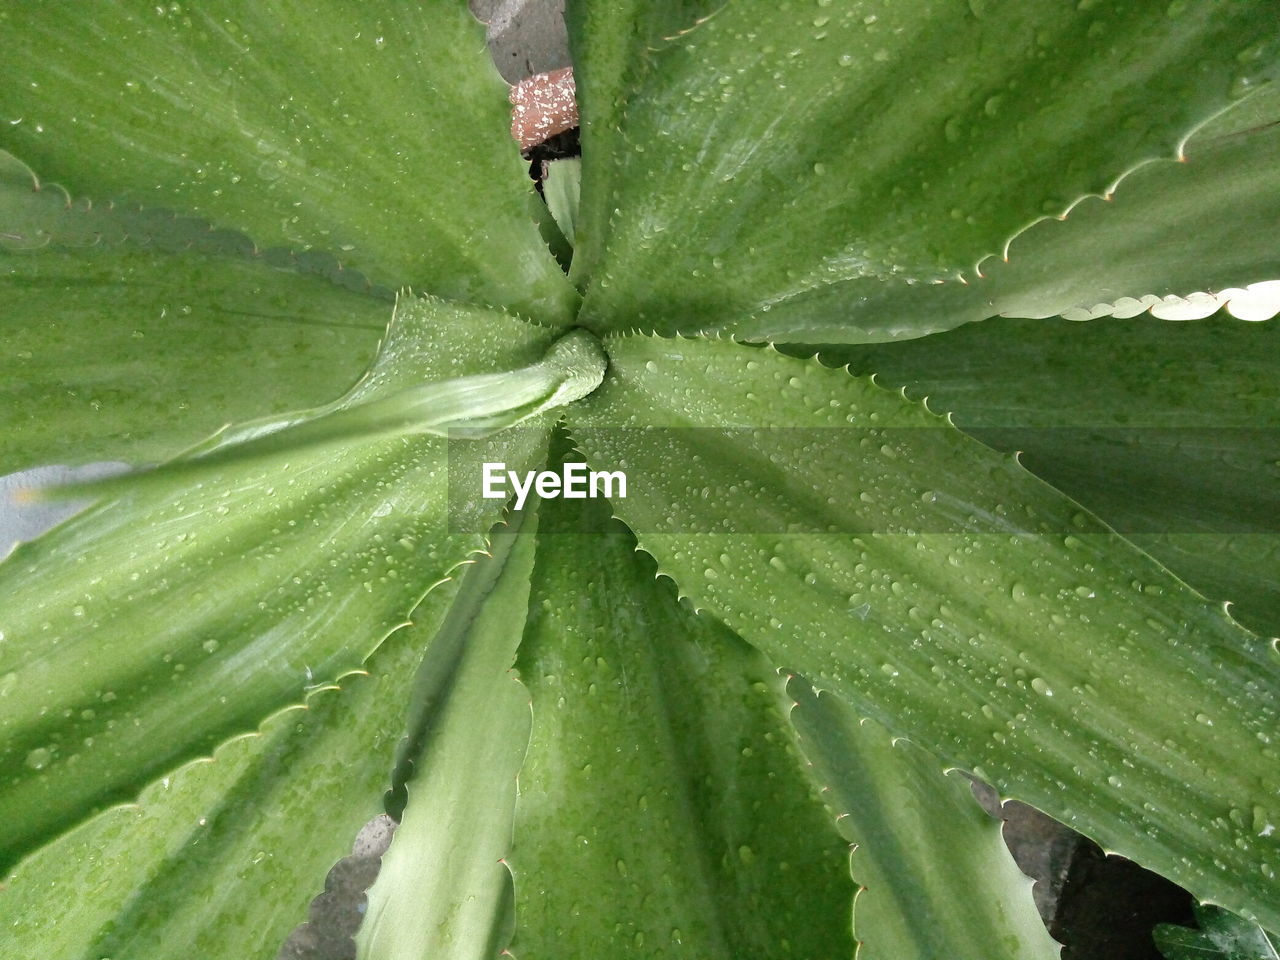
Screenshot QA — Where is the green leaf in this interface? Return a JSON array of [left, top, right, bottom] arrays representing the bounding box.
[[1156, 904, 1280, 960], [0, 145, 396, 296], [576, 1, 1278, 336], [1, 149, 389, 474], [0, 1, 576, 322], [542, 157, 581, 248], [508, 488, 854, 958], [715, 97, 1280, 344], [978, 100, 1280, 325], [356, 514, 538, 960], [0, 247, 386, 477], [0, 580, 456, 960], [0, 297, 556, 874], [55, 325, 606, 498], [528, 188, 574, 275], [816, 311, 1280, 638], [565, 333, 1280, 928], [787, 678, 1059, 960], [564, 0, 718, 283]]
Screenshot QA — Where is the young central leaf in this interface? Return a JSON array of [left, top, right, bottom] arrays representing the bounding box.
[[44, 312, 609, 501]]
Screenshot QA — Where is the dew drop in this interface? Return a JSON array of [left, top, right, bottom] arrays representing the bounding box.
[[24, 747, 52, 770], [1253, 805, 1274, 837]]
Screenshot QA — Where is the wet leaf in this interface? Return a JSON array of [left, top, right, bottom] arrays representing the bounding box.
[[788, 677, 1059, 960], [577, 0, 1278, 338], [1155, 904, 1279, 960], [717, 94, 1280, 344], [0, 297, 556, 872], [818, 310, 1280, 638], [0, 580, 457, 959], [508, 485, 854, 958], [564, 0, 719, 282], [567, 333, 1280, 928], [1, 147, 390, 474], [356, 515, 537, 960], [0, 1, 576, 321]]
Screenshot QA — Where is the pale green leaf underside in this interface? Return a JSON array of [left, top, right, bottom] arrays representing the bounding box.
[[819, 311, 1280, 638], [577, 0, 1277, 336], [0, 0, 576, 322], [788, 679, 1058, 960], [69, 325, 605, 498], [720, 101, 1280, 344], [565, 333, 1280, 928], [509, 488, 854, 958], [971, 94, 1280, 321], [793, 680, 1054, 960], [563, 0, 718, 283], [1156, 904, 1280, 960], [0, 581, 456, 960], [357, 518, 537, 960], [542, 158, 581, 248], [0, 298, 555, 874]]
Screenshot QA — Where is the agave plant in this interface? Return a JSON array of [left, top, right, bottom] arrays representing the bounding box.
[[1, 2, 1278, 958]]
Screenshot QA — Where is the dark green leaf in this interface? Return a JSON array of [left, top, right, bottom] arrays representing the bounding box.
[[0, 246, 385, 476], [718, 99, 1280, 344], [566, 333, 1280, 928], [508, 488, 854, 957], [564, 0, 718, 283], [0, 1, 576, 321], [1155, 904, 1279, 960], [576, 1, 1277, 337], [817, 311, 1280, 637], [0, 147, 398, 475]]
